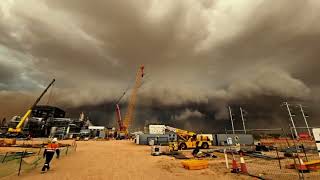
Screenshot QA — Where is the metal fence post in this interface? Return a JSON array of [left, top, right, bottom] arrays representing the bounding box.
[[301, 144, 308, 162], [224, 148, 229, 169], [2, 152, 8, 163], [38, 147, 42, 155], [289, 125, 304, 180], [18, 150, 26, 176], [275, 147, 282, 169], [66, 146, 69, 155], [282, 127, 303, 179]]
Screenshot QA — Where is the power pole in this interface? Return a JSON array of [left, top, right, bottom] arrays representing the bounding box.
[[228, 106, 235, 134], [298, 104, 311, 137], [284, 102, 298, 139], [240, 107, 247, 134]]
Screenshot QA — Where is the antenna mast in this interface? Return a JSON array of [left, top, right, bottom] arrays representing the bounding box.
[[298, 104, 311, 137], [228, 106, 235, 134], [240, 107, 247, 134], [284, 102, 298, 139]]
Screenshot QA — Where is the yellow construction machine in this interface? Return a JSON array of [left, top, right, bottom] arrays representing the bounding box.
[[7, 79, 56, 135], [166, 126, 212, 150]]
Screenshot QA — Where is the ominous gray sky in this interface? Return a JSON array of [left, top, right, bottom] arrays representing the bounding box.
[[0, 0, 319, 132]]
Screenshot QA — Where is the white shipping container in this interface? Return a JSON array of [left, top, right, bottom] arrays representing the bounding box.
[[149, 125, 166, 135]]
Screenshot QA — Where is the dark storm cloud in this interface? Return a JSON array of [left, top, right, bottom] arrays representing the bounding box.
[[0, 0, 319, 131]]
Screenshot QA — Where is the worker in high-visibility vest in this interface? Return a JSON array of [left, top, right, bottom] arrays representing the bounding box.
[[42, 138, 60, 172]]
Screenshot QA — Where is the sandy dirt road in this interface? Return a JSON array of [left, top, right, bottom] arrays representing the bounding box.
[[2, 140, 248, 180]]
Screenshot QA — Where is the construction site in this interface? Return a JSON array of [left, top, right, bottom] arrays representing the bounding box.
[[0, 65, 319, 180], [1, 1, 320, 180]]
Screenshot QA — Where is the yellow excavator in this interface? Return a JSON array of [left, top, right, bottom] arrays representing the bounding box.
[[7, 79, 56, 136], [165, 126, 212, 150]]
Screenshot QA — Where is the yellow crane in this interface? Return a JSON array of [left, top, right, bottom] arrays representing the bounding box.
[[165, 126, 212, 150], [8, 79, 56, 134], [116, 65, 144, 138]]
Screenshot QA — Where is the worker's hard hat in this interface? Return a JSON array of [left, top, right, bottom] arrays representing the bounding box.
[[52, 138, 58, 143]]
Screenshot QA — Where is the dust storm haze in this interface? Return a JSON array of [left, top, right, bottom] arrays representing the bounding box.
[[0, 0, 319, 132]]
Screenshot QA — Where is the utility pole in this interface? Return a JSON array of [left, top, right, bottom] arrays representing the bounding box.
[[298, 104, 311, 137], [228, 106, 235, 134], [284, 102, 298, 139], [240, 107, 247, 134]]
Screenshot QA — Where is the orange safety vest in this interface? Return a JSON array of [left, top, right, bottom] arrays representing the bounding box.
[[46, 143, 59, 152]]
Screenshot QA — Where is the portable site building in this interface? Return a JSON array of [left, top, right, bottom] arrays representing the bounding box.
[[136, 133, 177, 145], [88, 126, 106, 138], [214, 134, 254, 146]]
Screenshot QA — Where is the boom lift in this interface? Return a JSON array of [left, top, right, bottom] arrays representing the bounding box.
[[115, 65, 144, 138], [8, 79, 56, 135], [165, 126, 212, 150]]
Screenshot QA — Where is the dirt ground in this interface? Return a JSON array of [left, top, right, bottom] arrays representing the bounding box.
[[2, 140, 250, 180]]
